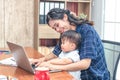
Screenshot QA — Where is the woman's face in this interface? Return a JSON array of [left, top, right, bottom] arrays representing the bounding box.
[[48, 19, 71, 33]]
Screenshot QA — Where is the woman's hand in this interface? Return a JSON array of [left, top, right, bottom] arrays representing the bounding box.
[[38, 62, 52, 69]]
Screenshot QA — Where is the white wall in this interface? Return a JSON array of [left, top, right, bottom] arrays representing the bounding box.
[[0, 0, 36, 48], [91, 0, 105, 39]]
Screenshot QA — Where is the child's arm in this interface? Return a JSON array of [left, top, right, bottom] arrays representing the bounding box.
[[47, 58, 73, 65]]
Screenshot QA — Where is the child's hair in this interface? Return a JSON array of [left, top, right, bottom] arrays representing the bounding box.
[[60, 30, 81, 49]]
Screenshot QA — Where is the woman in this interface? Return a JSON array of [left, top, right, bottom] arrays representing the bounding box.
[[33, 8, 110, 80]]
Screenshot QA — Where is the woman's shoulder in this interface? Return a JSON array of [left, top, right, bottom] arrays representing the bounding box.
[[76, 23, 94, 32], [78, 23, 93, 28]]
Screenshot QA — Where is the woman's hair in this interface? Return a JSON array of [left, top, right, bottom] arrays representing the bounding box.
[[60, 30, 81, 49], [46, 8, 93, 26]]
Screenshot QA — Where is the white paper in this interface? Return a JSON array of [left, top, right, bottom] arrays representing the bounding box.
[[0, 57, 17, 66], [0, 75, 7, 80]]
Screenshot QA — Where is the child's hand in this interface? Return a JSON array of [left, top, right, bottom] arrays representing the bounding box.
[[38, 62, 54, 70], [31, 57, 45, 67]]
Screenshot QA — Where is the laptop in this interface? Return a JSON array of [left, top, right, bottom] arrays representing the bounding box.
[[7, 41, 35, 74], [6, 41, 61, 74]]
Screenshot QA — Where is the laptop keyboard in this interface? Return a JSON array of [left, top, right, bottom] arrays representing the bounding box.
[[31, 64, 62, 73], [31, 64, 37, 69]]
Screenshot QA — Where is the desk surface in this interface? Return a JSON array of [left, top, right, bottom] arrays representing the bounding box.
[[0, 47, 73, 80]]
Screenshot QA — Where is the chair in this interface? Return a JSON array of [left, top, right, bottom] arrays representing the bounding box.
[[38, 46, 54, 56], [113, 53, 120, 80]]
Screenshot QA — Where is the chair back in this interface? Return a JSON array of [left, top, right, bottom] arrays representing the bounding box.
[[113, 53, 120, 80]]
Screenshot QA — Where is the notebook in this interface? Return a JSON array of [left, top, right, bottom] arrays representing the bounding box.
[[6, 41, 61, 74]]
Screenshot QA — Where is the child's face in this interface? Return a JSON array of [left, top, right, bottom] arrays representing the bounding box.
[[61, 39, 76, 53]]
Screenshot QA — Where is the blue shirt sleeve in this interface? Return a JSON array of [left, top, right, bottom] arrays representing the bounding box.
[[80, 30, 97, 59], [52, 43, 62, 56], [76, 24, 100, 59]]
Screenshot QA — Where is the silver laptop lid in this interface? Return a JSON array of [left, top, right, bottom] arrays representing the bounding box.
[[7, 41, 35, 74]]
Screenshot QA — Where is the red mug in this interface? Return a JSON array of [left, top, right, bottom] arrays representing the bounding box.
[[34, 67, 50, 80]]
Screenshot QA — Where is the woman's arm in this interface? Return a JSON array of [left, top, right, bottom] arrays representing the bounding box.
[[32, 52, 57, 66], [44, 52, 57, 61], [61, 58, 91, 71], [44, 58, 91, 71]]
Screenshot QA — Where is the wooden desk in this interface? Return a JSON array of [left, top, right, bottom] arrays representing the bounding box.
[[0, 47, 73, 80]]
